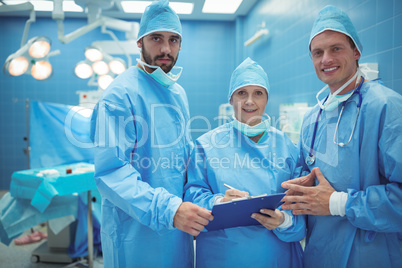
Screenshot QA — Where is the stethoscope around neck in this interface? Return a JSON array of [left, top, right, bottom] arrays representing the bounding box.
[[305, 78, 364, 166]]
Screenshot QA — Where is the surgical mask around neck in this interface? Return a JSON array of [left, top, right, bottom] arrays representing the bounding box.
[[324, 89, 355, 112], [232, 114, 271, 137], [316, 69, 362, 111], [137, 59, 182, 87]]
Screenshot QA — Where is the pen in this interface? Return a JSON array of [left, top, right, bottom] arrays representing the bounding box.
[[223, 183, 236, 190], [224, 184, 251, 201]]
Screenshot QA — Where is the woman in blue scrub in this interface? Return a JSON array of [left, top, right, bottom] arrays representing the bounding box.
[[184, 58, 305, 268]]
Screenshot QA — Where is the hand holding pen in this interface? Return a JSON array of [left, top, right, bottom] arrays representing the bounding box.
[[222, 184, 249, 203]]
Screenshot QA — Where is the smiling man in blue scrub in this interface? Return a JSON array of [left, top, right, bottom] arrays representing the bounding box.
[[185, 58, 305, 268], [90, 0, 212, 267], [281, 5, 402, 268]]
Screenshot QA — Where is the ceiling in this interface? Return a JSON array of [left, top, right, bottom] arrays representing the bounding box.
[[0, 0, 260, 21]]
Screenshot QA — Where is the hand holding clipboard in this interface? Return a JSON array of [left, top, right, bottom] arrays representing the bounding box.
[[205, 184, 285, 231]]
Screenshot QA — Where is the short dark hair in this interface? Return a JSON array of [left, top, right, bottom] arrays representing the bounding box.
[[347, 36, 356, 49], [347, 36, 359, 67]]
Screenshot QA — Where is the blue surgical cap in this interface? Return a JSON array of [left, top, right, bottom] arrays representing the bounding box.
[[309, 5, 363, 55], [137, 0, 182, 41], [228, 57, 270, 101]]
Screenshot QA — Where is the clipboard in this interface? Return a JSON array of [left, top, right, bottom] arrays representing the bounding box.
[[206, 193, 285, 231]]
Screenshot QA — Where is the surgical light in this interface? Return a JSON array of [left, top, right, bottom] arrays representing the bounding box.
[[202, 0, 243, 14], [28, 38, 51, 58], [98, 74, 114, 90], [7, 56, 29, 76], [170, 2, 194, 14], [109, 59, 126, 75], [74, 61, 93, 79], [31, 61, 52, 80], [3, 0, 83, 12], [3, 36, 59, 80], [74, 46, 127, 90], [85, 47, 103, 62], [121, 1, 194, 14], [92, 61, 109, 75], [3, 0, 54, 11]]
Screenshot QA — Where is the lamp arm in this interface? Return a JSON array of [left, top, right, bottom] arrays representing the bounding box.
[[53, 0, 103, 44], [102, 17, 139, 40], [52, 0, 138, 45], [87, 75, 99, 88], [47, 50, 61, 58], [101, 26, 132, 67], [55, 16, 138, 46], [0, 2, 36, 47], [56, 18, 103, 44], [21, 5, 36, 47]]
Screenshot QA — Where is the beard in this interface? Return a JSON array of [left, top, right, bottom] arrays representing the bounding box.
[[142, 44, 178, 73]]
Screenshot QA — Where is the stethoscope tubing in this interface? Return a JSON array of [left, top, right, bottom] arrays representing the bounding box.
[[306, 77, 364, 165]]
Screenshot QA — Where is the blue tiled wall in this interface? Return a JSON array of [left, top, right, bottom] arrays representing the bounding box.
[[0, 17, 234, 189], [241, 0, 402, 125], [179, 21, 235, 138]]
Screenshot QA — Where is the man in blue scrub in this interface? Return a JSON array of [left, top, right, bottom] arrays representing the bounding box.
[[281, 5, 402, 268], [90, 0, 212, 267]]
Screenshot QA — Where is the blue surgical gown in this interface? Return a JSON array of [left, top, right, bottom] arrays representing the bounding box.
[[184, 124, 305, 268], [90, 66, 193, 267], [298, 80, 402, 267]]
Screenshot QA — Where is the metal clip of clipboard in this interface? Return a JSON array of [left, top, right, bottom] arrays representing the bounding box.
[[231, 193, 268, 202]]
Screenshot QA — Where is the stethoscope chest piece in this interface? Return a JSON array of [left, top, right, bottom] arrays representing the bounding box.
[[306, 154, 315, 166]]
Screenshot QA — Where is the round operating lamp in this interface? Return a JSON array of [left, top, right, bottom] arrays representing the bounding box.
[[98, 74, 113, 90], [85, 47, 103, 62], [109, 58, 126, 75], [75, 61, 93, 79], [29, 37, 51, 59], [7, 56, 29, 76], [31, 61, 52, 80]]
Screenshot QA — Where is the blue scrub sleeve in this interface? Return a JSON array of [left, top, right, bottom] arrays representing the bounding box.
[[92, 100, 182, 232], [273, 209, 306, 242], [346, 98, 402, 233], [275, 140, 307, 242], [184, 145, 223, 211]]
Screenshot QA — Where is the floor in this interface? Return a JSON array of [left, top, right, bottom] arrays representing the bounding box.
[[0, 191, 103, 268], [0, 227, 102, 268]]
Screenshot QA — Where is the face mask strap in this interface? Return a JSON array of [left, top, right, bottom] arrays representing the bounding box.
[[316, 85, 329, 110], [231, 114, 271, 137], [136, 58, 158, 74], [168, 66, 183, 80], [261, 113, 271, 128], [136, 58, 182, 87], [316, 70, 359, 110]]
